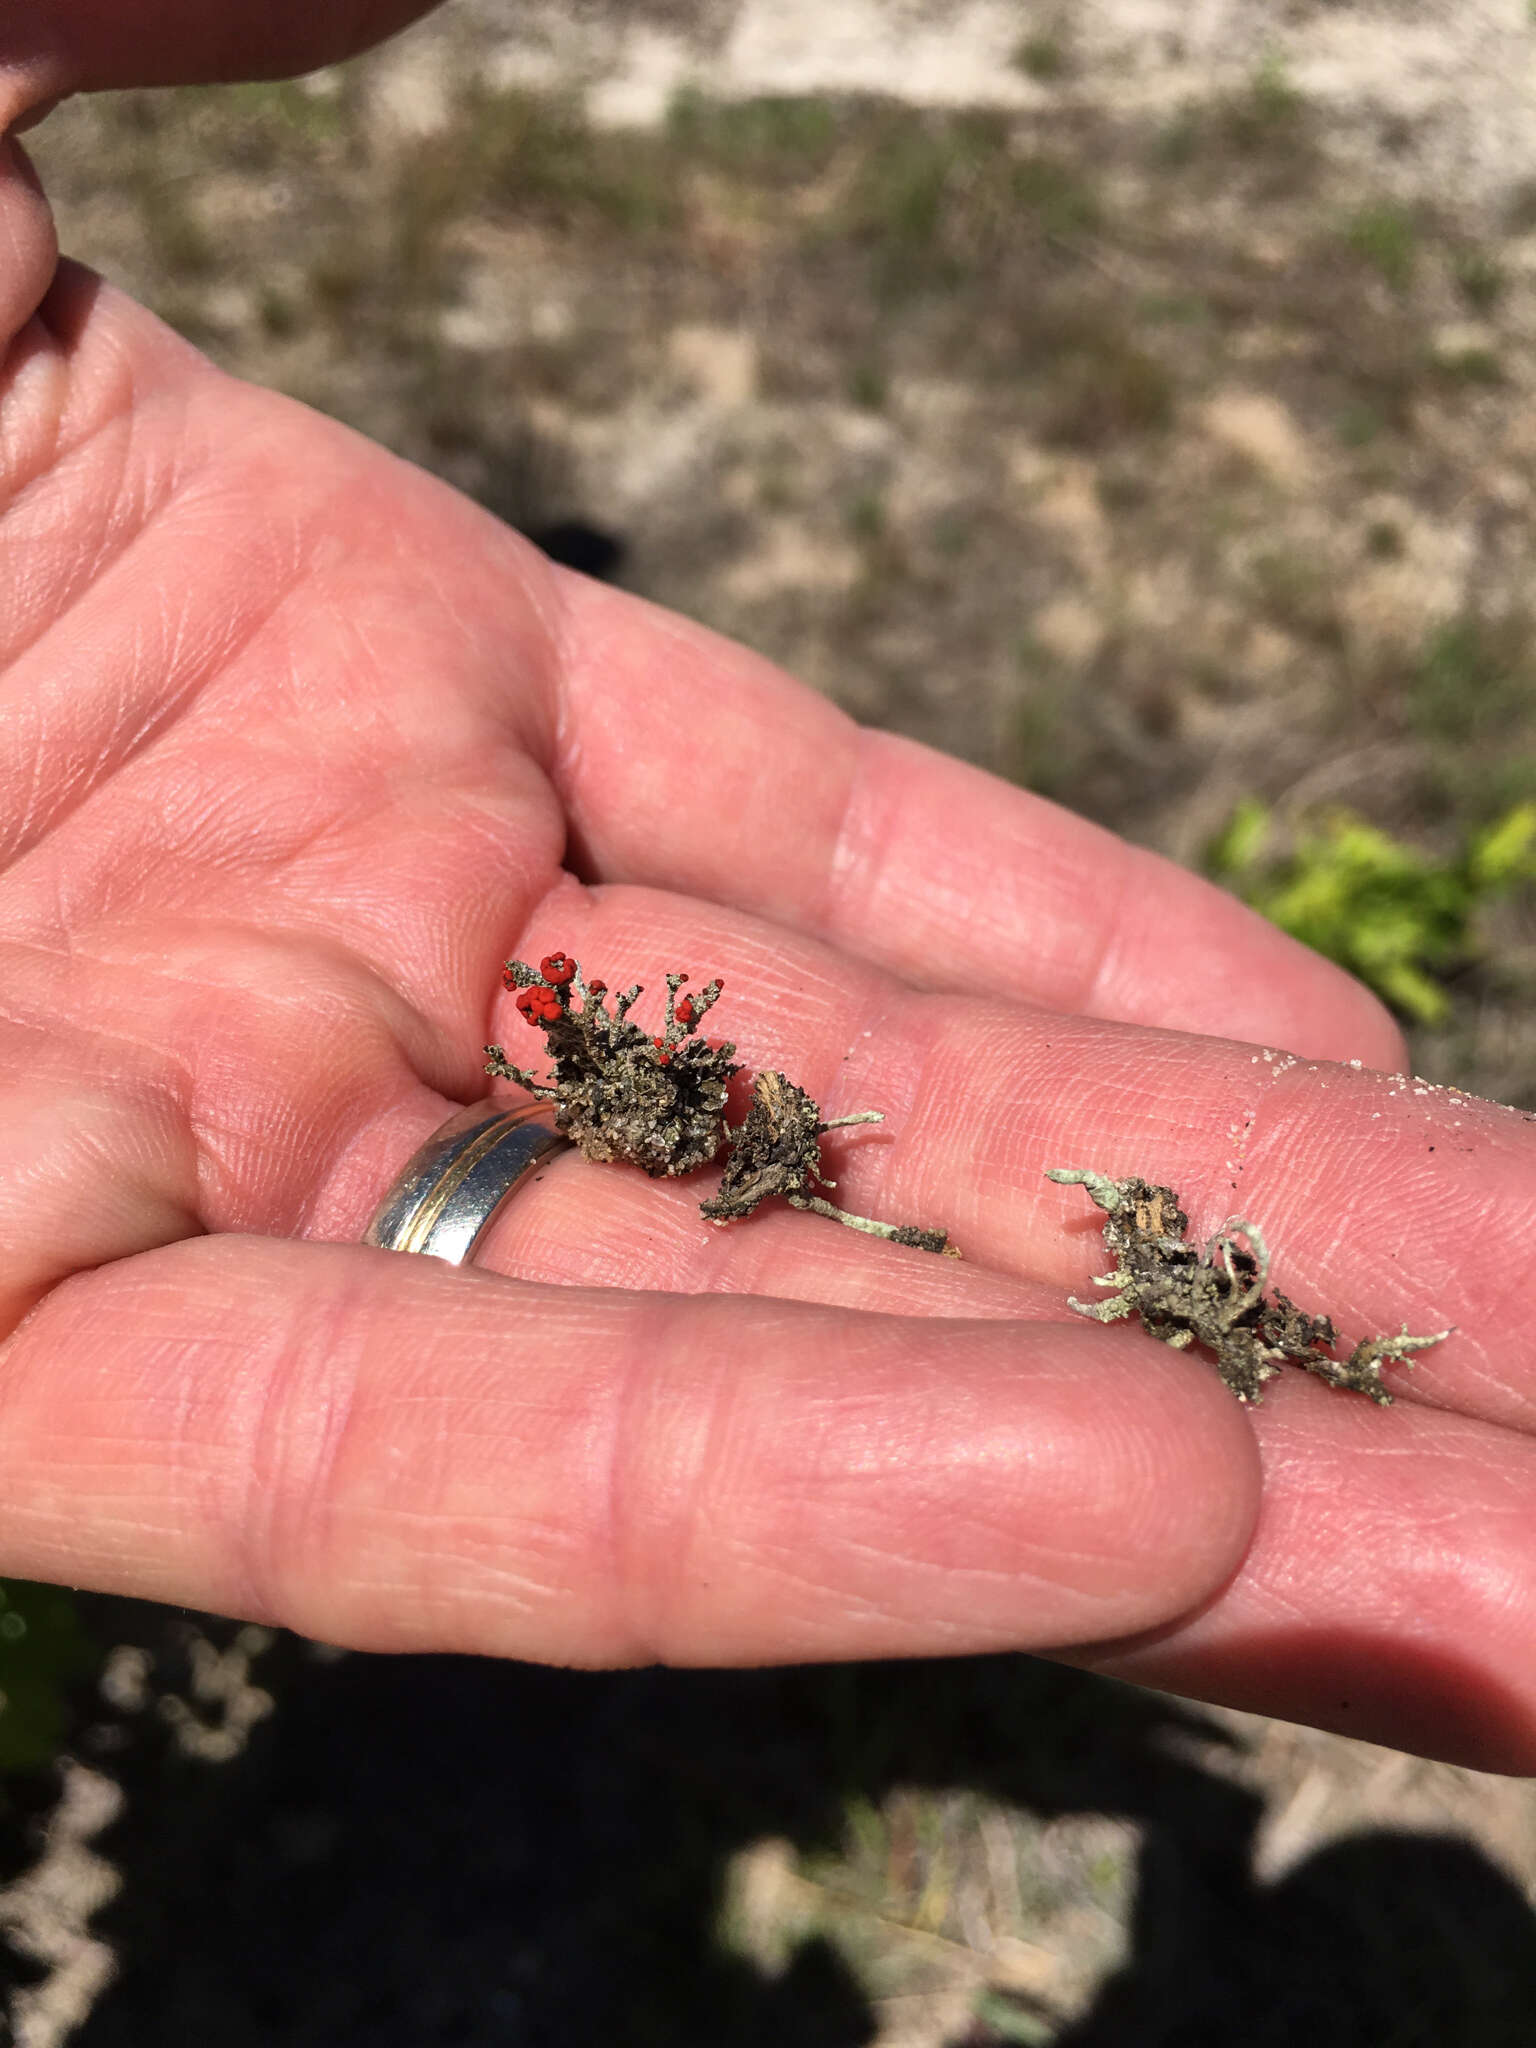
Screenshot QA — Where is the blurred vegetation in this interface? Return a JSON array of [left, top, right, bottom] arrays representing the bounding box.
[[1208, 799, 1536, 1023], [1410, 615, 1536, 817], [0, 1582, 96, 1781], [1344, 201, 1420, 294]]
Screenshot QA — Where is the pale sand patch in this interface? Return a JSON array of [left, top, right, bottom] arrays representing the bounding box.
[[419, 0, 1536, 209], [1200, 390, 1316, 493]]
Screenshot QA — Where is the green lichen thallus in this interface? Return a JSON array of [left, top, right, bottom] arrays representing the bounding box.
[[485, 953, 953, 1251], [1046, 1168, 1449, 1405]]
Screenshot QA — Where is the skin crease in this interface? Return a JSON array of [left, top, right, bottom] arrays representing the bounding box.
[[1, 7, 1534, 1775]]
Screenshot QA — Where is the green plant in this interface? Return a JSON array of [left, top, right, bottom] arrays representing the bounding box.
[[1011, 154, 1101, 237], [1226, 52, 1305, 148], [257, 288, 302, 339], [1453, 246, 1505, 312], [1036, 322, 1173, 447], [1365, 519, 1404, 560], [1344, 202, 1418, 292], [1152, 109, 1200, 168], [845, 120, 960, 260], [1411, 615, 1536, 743], [1207, 799, 1536, 1023], [972, 1990, 1056, 2044], [1433, 344, 1503, 386], [846, 360, 888, 410], [1012, 34, 1069, 83], [1246, 547, 1342, 646], [838, 108, 1013, 290], [1335, 399, 1386, 448], [0, 1582, 96, 1780], [1137, 290, 1210, 326], [416, 87, 680, 244], [846, 488, 886, 542], [131, 162, 216, 278], [1156, 53, 1311, 177], [222, 77, 348, 144], [666, 90, 840, 177]]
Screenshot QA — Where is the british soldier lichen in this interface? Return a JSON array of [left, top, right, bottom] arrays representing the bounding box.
[[1046, 1168, 1448, 1405], [485, 954, 736, 1178], [485, 954, 953, 1252]]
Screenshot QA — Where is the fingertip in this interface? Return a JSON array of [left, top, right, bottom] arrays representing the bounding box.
[[9, 96, 65, 135], [6, 4, 440, 95], [1261, 943, 1409, 1074], [991, 1323, 1265, 1638], [1096, 845, 1411, 1070], [666, 1314, 1265, 1663], [1073, 1384, 1536, 1773], [0, 132, 58, 353]]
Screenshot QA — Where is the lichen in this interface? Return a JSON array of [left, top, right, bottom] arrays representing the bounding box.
[[485, 953, 736, 1178], [1046, 1168, 1448, 1404], [485, 953, 953, 1251], [702, 1069, 954, 1253]]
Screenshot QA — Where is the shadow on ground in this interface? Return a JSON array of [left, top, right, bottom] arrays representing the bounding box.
[[3, 1616, 1530, 2047]]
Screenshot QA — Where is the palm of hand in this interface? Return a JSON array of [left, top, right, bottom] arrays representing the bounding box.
[[2, 100, 1534, 1771], [0, 277, 569, 1287]]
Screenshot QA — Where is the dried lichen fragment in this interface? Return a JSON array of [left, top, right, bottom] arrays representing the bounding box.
[[1045, 1167, 1449, 1405], [484, 955, 954, 1251], [486, 957, 738, 1177], [702, 1069, 955, 1254]]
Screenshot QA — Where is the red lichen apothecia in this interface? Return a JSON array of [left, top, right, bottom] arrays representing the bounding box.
[[484, 953, 953, 1251]]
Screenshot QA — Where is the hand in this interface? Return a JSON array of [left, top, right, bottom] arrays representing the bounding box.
[[3, 7, 1532, 1775]]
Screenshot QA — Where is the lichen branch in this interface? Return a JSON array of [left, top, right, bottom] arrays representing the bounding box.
[[484, 956, 954, 1252], [1047, 1167, 1450, 1405]]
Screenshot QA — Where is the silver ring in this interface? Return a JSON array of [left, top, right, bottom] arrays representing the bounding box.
[[363, 1100, 570, 1266]]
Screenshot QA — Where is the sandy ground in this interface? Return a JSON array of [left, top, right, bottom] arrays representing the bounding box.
[[393, 0, 1536, 206]]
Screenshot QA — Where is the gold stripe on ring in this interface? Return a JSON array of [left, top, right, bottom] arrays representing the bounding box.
[[363, 1100, 570, 1267], [394, 1112, 529, 1254]]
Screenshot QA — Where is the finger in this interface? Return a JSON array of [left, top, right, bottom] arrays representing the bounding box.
[[476, 1148, 1069, 1326], [0, 130, 57, 345], [4, 2, 440, 102], [549, 579, 1404, 1066], [0, 260, 1397, 1068], [0, 1235, 1261, 1666], [1069, 1379, 1536, 1774], [483, 1144, 1536, 1774], [476, 887, 1535, 1432]]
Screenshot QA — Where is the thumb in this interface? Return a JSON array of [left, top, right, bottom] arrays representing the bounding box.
[[0, 0, 444, 379], [0, 128, 57, 351], [5, 2, 444, 99]]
